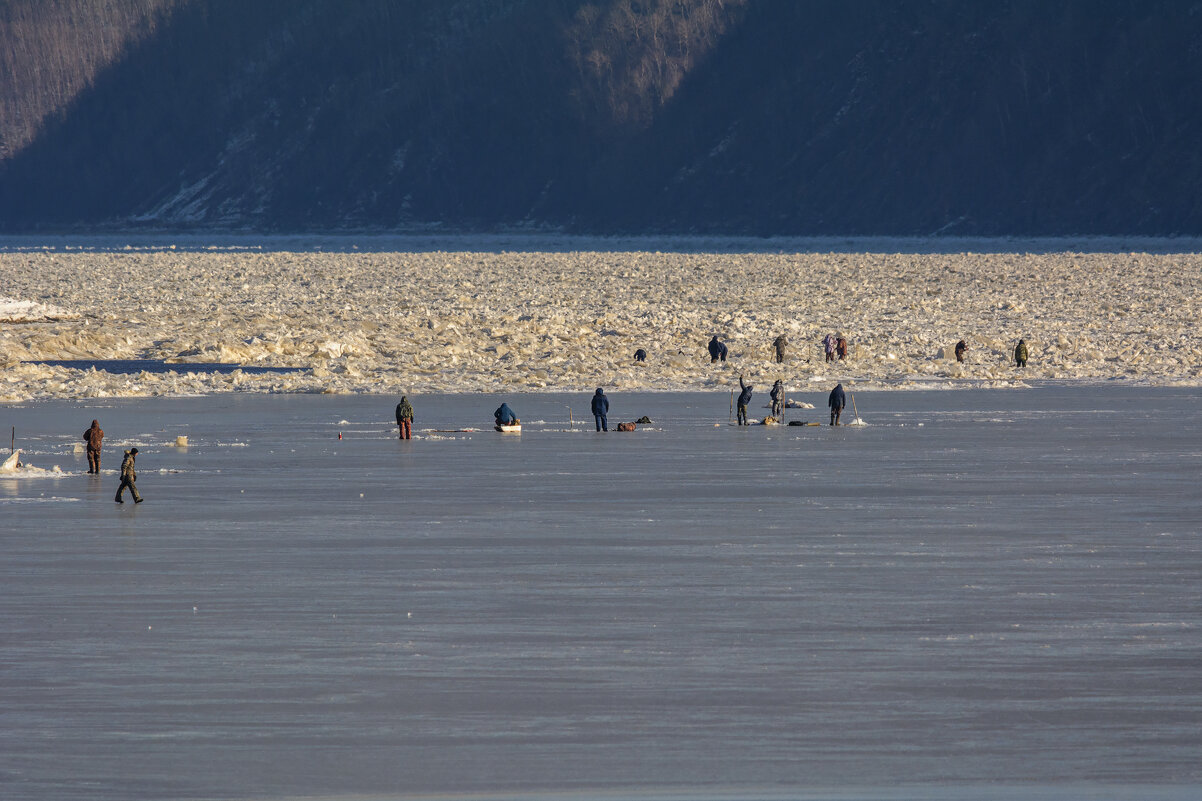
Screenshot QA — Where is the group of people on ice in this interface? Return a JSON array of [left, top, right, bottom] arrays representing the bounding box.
[[78, 419, 143, 503], [696, 333, 1029, 367]]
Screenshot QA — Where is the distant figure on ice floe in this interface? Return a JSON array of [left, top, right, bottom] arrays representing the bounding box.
[[395, 396, 414, 440], [494, 403, 518, 426], [770, 380, 785, 418], [823, 333, 836, 363], [736, 375, 753, 426], [114, 448, 143, 503], [773, 334, 788, 363], [591, 388, 610, 432], [836, 335, 848, 361], [829, 384, 846, 426], [708, 336, 728, 363], [955, 339, 967, 363], [634, 348, 647, 362], [83, 419, 104, 474], [1014, 339, 1028, 367]]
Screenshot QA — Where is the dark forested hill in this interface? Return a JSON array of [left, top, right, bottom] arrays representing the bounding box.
[[2, 0, 1201, 235]]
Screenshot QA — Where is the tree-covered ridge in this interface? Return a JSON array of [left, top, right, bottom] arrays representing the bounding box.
[[2, 1, 1200, 235]]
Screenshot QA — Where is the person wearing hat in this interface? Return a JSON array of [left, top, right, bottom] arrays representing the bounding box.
[[115, 447, 143, 503], [591, 387, 610, 432]]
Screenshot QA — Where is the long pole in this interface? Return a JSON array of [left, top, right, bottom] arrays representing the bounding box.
[[851, 393, 859, 420], [729, 390, 733, 422], [10, 426, 13, 454], [568, 406, 573, 430]]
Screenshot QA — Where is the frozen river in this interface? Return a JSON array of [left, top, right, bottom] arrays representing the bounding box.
[[2, 386, 1200, 800]]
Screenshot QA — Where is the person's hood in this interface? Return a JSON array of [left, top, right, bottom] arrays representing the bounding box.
[[90, 420, 99, 428]]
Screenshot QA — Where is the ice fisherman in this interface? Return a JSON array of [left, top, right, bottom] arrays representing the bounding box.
[[1014, 339, 1028, 367], [828, 383, 846, 426], [823, 333, 836, 362], [395, 396, 414, 440], [773, 334, 788, 363], [708, 336, 728, 363], [955, 339, 967, 363], [494, 402, 518, 426], [736, 375, 753, 426], [591, 387, 609, 432], [770, 379, 785, 418], [114, 448, 142, 503], [634, 348, 647, 362], [83, 419, 104, 474]]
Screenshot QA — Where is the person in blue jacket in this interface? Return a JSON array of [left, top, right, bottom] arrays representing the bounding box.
[[736, 375, 753, 425], [494, 403, 518, 426], [591, 387, 609, 432], [828, 383, 846, 426], [708, 335, 728, 363]]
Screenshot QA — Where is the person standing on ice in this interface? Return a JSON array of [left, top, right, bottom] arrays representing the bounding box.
[[955, 339, 967, 363], [1014, 339, 1028, 367], [82, 419, 104, 474], [823, 333, 836, 363], [494, 402, 518, 426], [770, 379, 785, 418], [736, 375, 753, 426], [828, 383, 846, 426], [836, 335, 848, 360], [591, 387, 609, 432], [708, 335, 728, 363], [114, 448, 142, 503], [634, 348, 647, 362], [772, 334, 788, 363], [395, 396, 414, 440]]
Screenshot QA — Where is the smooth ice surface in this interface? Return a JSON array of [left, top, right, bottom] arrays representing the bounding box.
[[1, 386, 1201, 801]]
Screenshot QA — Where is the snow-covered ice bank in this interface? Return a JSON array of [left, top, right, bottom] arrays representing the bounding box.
[[2, 239, 1200, 400], [0, 295, 78, 323]]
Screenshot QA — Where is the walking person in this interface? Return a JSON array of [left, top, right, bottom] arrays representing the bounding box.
[[772, 334, 788, 363], [82, 419, 104, 474], [955, 339, 967, 363], [114, 448, 143, 503], [823, 333, 836, 363], [828, 383, 846, 426], [736, 375, 753, 426], [395, 396, 414, 440], [770, 379, 785, 418], [836, 335, 848, 360], [708, 335, 728, 363], [1014, 339, 1028, 367], [591, 387, 609, 432]]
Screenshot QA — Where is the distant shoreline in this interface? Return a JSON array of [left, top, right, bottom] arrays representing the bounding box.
[[3, 232, 1202, 255]]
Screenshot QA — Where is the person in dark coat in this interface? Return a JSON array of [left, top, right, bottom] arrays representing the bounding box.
[[1014, 339, 1028, 367], [708, 336, 728, 363], [770, 379, 785, 417], [114, 448, 142, 503], [82, 419, 104, 474], [954, 339, 967, 363], [395, 396, 414, 440], [736, 375, 753, 426], [634, 348, 647, 362], [494, 403, 518, 426], [836, 336, 848, 360], [591, 388, 609, 432], [773, 334, 788, 363], [828, 383, 846, 426]]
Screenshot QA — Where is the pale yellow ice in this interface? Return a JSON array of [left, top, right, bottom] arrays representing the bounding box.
[[2, 241, 1200, 401]]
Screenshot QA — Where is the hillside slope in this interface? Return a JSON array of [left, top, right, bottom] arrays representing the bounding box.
[[2, 0, 1200, 235]]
